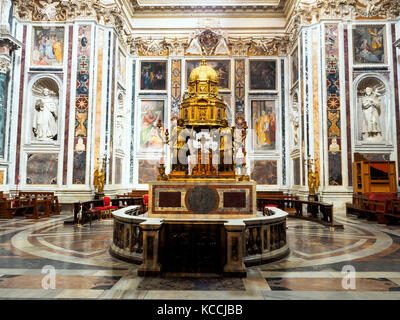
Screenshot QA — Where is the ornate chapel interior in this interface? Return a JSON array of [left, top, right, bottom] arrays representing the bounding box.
[[0, 0, 400, 300]]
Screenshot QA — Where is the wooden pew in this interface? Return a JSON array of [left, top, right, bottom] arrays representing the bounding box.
[[384, 199, 400, 225], [18, 192, 60, 217], [346, 193, 396, 224], [1, 197, 37, 219]]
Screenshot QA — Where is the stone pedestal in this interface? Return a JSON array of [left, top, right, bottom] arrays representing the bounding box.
[[94, 192, 105, 200], [137, 218, 162, 276], [223, 220, 246, 277]]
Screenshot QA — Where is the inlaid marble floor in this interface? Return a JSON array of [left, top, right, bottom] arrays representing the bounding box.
[[0, 213, 400, 300]]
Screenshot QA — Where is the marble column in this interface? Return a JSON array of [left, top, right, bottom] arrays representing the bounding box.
[[0, 56, 10, 158], [223, 220, 247, 277], [137, 218, 163, 276]]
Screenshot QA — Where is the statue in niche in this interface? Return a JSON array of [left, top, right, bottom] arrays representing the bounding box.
[[32, 87, 58, 141], [116, 96, 126, 148], [290, 110, 299, 147], [360, 83, 385, 142]]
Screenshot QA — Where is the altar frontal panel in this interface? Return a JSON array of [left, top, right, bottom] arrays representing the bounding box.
[[150, 182, 256, 216]]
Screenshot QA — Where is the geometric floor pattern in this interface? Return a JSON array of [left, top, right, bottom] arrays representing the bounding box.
[[1, 213, 400, 299]]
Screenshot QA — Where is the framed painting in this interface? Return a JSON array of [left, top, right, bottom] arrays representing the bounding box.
[[291, 47, 299, 87], [186, 60, 230, 90], [31, 27, 65, 67], [138, 99, 165, 152], [140, 61, 167, 91], [249, 60, 277, 91], [251, 100, 277, 151], [138, 159, 160, 184], [117, 49, 126, 87], [250, 160, 278, 185], [352, 25, 387, 66]]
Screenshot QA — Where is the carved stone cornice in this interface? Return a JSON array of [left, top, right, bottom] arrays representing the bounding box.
[[0, 34, 22, 53], [228, 38, 252, 56], [127, 32, 290, 57], [0, 56, 11, 74], [127, 37, 169, 56], [164, 37, 188, 56], [248, 36, 290, 56], [315, 0, 400, 20]]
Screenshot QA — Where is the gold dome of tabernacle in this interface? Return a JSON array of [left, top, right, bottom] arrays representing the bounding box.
[[180, 58, 227, 127], [189, 59, 219, 84]]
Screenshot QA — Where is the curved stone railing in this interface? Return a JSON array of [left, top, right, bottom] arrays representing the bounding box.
[[243, 207, 289, 266], [109, 206, 145, 264], [110, 206, 290, 274]]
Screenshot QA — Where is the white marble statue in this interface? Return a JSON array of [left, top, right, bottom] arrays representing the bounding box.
[[32, 88, 58, 141], [361, 85, 385, 142]]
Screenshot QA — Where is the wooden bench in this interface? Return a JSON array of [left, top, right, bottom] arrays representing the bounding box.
[[384, 199, 400, 224], [346, 193, 398, 224], [0, 197, 37, 219], [257, 197, 342, 229], [18, 192, 60, 217]]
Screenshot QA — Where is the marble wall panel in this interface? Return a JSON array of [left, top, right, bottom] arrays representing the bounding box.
[[26, 153, 58, 185], [115, 157, 122, 185], [72, 25, 91, 185], [130, 61, 136, 184], [234, 59, 245, 128], [171, 59, 181, 122], [0, 73, 7, 158], [293, 158, 300, 186], [94, 28, 104, 173], [325, 24, 343, 186]]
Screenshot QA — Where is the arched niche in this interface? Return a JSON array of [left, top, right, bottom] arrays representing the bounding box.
[[354, 75, 389, 145], [116, 91, 125, 149], [30, 77, 60, 142], [289, 91, 300, 150]]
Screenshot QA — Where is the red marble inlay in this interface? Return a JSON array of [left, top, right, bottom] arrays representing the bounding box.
[[15, 26, 27, 183], [344, 28, 352, 186], [159, 191, 181, 207], [223, 192, 246, 208], [63, 26, 74, 185]]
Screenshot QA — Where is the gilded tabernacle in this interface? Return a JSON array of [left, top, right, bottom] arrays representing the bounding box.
[[157, 58, 248, 181]]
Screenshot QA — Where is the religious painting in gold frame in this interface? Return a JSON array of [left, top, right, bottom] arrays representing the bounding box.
[[249, 60, 277, 91], [31, 27, 65, 68], [186, 59, 230, 91], [137, 99, 165, 153], [251, 100, 277, 152]]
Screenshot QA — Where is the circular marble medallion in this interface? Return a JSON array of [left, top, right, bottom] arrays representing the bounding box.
[[186, 186, 217, 214]]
